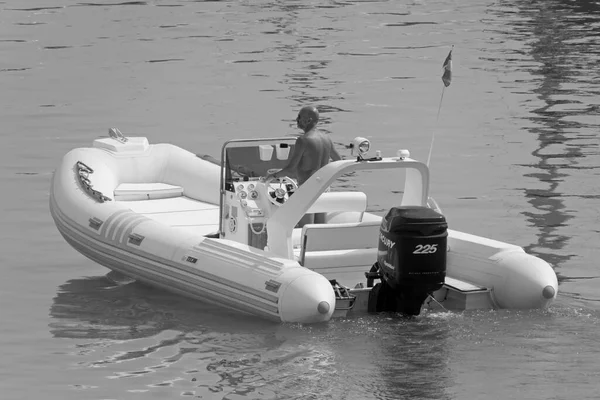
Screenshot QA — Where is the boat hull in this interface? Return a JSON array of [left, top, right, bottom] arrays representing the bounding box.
[[49, 141, 335, 324]]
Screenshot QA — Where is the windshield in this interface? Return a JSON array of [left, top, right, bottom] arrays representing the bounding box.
[[224, 143, 296, 184]]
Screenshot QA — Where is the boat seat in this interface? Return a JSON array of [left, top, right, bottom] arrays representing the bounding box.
[[114, 182, 183, 201], [299, 221, 380, 271], [306, 191, 367, 214], [304, 191, 368, 225]]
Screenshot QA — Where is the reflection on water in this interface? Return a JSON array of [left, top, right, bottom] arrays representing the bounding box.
[[353, 317, 452, 400], [48, 273, 600, 399], [49, 275, 454, 399], [490, 1, 600, 275], [49, 276, 329, 397], [49, 276, 275, 340]]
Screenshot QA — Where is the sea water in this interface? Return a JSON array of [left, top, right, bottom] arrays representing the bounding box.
[[1, 1, 599, 399]]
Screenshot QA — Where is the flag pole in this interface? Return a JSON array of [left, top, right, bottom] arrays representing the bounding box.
[[426, 87, 446, 166], [426, 45, 453, 168]]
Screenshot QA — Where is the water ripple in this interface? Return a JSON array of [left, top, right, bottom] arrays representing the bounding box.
[[7, 6, 63, 11], [75, 1, 147, 6], [0, 67, 31, 72], [384, 21, 437, 27], [159, 23, 189, 28], [146, 58, 185, 63], [337, 52, 396, 57], [172, 35, 214, 39], [91, 333, 188, 367]]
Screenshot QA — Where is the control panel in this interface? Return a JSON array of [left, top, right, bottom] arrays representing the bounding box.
[[234, 181, 267, 218]]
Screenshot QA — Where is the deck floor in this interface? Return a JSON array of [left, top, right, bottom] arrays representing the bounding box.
[[117, 196, 220, 237]]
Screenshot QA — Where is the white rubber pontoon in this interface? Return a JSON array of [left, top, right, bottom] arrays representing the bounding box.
[[49, 128, 558, 323]]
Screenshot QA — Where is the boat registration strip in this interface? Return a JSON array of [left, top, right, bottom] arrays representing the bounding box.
[[51, 196, 280, 309], [57, 219, 280, 317]]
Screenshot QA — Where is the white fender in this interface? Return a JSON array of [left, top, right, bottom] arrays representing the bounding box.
[[490, 250, 558, 309], [278, 270, 336, 323]]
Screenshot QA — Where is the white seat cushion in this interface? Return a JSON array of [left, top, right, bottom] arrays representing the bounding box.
[[306, 191, 367, 214], [114, 183, 184, 201], [299, 221, 381, 269]]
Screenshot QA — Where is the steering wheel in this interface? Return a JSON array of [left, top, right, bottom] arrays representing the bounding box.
[[264, 171, 298, 206]]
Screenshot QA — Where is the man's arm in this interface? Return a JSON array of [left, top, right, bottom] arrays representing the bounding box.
[[267, 136, 306, 179], [329, 137, 342, 161]]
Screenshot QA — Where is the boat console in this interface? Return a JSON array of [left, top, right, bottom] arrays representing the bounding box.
[[219, 138, 299, 249]]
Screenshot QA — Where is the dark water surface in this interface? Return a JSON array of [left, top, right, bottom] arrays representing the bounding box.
[[1, 0, 599, 399]]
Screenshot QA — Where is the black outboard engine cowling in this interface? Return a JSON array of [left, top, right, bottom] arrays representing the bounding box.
[[372, 206, 447, 315]]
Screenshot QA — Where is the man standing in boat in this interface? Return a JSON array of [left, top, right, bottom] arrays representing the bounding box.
[[266, 105, 342, 225], [266, 105, 341, 185]]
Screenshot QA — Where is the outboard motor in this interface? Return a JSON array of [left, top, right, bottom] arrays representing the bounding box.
[[368, 206, 447, 315]]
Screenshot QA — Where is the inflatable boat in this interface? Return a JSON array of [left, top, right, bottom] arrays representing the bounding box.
[[49, 128, 558, 323]]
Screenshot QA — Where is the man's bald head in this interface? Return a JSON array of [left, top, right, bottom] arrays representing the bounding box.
[[296, 106, 319, 133]]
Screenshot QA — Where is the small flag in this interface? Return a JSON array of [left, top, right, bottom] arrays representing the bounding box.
[[441, 46, 453, 87]]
